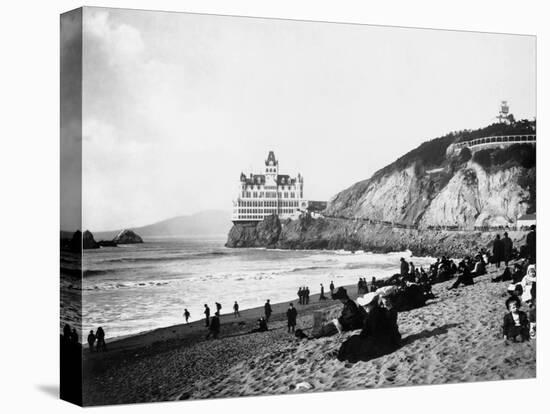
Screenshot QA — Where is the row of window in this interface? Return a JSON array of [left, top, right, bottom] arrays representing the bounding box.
[[242, 185, 296, 191], [241, 191, 302, 199], [236, 209, 298, 219], [238, 200, 300, 207]]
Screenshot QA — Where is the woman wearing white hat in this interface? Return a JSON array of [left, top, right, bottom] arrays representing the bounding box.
[[337, 292, 401, 363]]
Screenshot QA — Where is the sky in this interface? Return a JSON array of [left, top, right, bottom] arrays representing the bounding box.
[[61, 7, 536, 231]]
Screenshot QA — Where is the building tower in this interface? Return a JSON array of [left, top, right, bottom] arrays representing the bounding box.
[[264, 150, 278, 186], [497, 100, 511, 124]]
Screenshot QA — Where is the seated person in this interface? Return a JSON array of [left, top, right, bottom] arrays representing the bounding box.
[[249, 317, 268, 333], [312, 287, 366, 338], [337, 293, 401, 363], [492, 266, 512, 283], [520, 265, 536, 303], [448, 263, 474, 289], [472, 255, 487, 276], [502, 296, 530, 342]]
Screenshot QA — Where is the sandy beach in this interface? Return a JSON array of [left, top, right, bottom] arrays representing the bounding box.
[[82, 262, 536, 406]]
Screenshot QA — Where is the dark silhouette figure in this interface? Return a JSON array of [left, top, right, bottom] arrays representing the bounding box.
[[370, 277, 377, 292], [184, 308, 190, 323], [329, 281, 335, 296], [493, 234, 504, 268], [96, 327, 106, 352], [204, 304, 210, 327], [87, 330, 96, 352], [233, 301, 240, 317], [297, 287, 303, 305], [448, 264, 474, 289], [264, 299, 272, 321], [207, 312, 221, 339], [250, 317, 268, 333], [319, 284, 327, 301], [526, 225, 536, 263], [215, 302, 222, 314], [400, 257, 409, 276], [286, 303, 297, 333], [314, 287, 366, 338], [70, 328, 79, 345], [305, 286, 310, 304], [502, 232, 513, 266]]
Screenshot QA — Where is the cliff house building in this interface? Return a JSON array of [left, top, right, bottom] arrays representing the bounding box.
[[232, 151, 308, 223]]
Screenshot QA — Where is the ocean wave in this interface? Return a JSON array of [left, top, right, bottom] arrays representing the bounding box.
[[82, 280, 172, 291]]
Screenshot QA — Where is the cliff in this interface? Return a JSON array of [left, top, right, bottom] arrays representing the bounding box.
[[226, 121, 535, 255]]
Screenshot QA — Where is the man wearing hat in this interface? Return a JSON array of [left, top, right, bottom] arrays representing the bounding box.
[[312, 287, 366, 338]]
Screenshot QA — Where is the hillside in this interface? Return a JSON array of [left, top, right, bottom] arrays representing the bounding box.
[[325, 121, 536, 229], [94, 210, 232, 240]]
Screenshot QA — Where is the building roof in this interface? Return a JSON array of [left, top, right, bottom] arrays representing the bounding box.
[[517, 213, 536, 221], [240, 173, 299, 186], [265, 151, 278, 166]]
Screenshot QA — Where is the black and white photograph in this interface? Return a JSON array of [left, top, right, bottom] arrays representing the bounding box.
[[3, 1, 548, 413], [58, 5, 539, 407]]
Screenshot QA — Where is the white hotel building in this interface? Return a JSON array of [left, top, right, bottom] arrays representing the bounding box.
[[232, 151, 308, 223]]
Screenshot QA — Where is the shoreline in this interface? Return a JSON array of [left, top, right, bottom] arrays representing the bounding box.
[[81, 261, 536, 405]]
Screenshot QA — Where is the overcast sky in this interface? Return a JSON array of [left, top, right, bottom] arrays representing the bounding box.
[[71, 7, 535, 231]]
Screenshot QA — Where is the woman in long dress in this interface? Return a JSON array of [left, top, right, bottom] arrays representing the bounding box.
[[337, 293, 401, 363]]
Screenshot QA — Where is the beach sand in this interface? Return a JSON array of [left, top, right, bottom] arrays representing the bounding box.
[[82, 263, 536, 406]]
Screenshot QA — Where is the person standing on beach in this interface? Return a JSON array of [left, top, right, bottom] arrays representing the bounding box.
[[297, 287, 303, 305], [184, 308, 190, 323], [319, 284, 327, 301], [215, 302, 222, 314], [233, 301, 240, 317], [400, 258, 409, 277], [305, 286, 310, 304], [502, 232, 513, 266], [493, 234, 504, 268], [526, 225, 536, 263], [371, 277, 377, 292], [286, 303, 297, 333], [264, 299, 272, 321], [96, 327, 106, 352], [207, 311, 221, 339], [87, 330, 96, 352], [70, 328, 79, 345], [204, 304, 210, 327], [330, 281, 335, 296]]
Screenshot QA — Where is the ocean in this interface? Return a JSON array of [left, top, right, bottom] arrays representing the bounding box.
[[61, 236, 434, 340]]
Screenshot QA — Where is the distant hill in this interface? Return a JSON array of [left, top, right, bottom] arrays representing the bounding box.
[[94, 210, 233, 240]]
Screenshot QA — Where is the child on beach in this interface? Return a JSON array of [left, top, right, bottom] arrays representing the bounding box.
[[502, 296, 530, 342]]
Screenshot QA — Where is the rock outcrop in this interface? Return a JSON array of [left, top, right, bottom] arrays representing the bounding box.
[[82, 230, 100, 249], [112, 229, 143, 244]]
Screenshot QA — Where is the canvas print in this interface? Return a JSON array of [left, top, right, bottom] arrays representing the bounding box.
[[60, 7, 536, 407]]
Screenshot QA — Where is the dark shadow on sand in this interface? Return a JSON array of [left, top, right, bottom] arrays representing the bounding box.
[[401, 323, 461, 346]]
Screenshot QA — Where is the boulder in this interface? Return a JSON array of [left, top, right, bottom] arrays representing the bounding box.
[[112, 229, 143, 244], [82, 230, 99, 249]]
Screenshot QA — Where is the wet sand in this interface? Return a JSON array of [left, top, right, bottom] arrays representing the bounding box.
[[82, 263, 536, 406]]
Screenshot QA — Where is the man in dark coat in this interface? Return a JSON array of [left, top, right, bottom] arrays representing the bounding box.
[[286, 303, 297, 333], [448, 263, 474, 289], [502, 232, 513, 266], [204, 304, 210, 327], [207, 311, 220, 339], [329, 281, 335, 296], [493, 234, 504, 268], [264, 299, 272, 321], [526, 225, 536, 263]]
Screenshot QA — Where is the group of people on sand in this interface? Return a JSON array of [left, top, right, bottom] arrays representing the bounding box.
[[357, 277, 377, 294], [87, 327, 107, 352], [297, 286, 311, 304]]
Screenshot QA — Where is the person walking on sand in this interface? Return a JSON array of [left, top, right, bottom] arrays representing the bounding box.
[[87, 330, 96, 352], [330, 281, 335, 296], [206, 311, 221, 339], [184, 308, 190, 324], [264, 299, 272, 321], [319, 283, 327, 301], [233, 301, 240, 317], [204, 304, 210, 327], [96, 327, 106, 352], [286, 303, 297, 333]]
